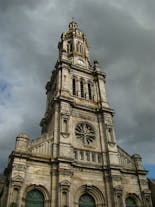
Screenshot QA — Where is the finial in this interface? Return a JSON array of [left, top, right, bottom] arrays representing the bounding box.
[[94, 59, 99, 64], [69, 19, 78, 29], [94, 59, 100, 72]]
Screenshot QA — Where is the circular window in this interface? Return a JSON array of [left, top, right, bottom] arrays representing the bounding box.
[[75, 123, 96, 144]]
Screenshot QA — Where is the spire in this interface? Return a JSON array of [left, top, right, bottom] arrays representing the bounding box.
[[58, 21, 90, 69]]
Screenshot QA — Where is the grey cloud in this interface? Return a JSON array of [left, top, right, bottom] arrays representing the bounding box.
[[0, 0, 45, 10], [0, 0, 155, 172]]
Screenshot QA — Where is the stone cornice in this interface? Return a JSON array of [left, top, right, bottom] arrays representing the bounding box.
[[9, 151, 51, 164], [58, 59, 93, 75]]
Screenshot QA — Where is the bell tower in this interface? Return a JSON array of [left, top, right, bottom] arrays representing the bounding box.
[[40, 21, 120, 207], [58, 21, 90, 68]]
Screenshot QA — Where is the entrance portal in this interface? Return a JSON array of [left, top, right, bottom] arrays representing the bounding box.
[[25, 189, 44, 207]]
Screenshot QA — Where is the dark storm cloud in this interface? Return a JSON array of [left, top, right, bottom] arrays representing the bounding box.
[[0, 0, 155, 173], [0, 0, 43, 10]]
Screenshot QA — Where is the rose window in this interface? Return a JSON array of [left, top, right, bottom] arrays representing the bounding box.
[[75, 123, 96, 144]]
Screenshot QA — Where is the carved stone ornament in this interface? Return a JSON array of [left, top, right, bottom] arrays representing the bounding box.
[[11, 175, 24, 188], [61, 132, 70, 138], [104, 113, 112, 125], [59, 180, 71, 192], [75, 123, 96, 144], [72, 112, 96, 122], [60, 180, 71, 187], [108, 142, 116, 147], [11, 175, 24, 183], [13, 163, 26, 171], [143, 189, 151, 195], [61, 113, 70, 120], [114, 185, 123, 192]]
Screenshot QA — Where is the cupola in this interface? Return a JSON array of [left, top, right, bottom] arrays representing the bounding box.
[[58, 21, 90, 69]]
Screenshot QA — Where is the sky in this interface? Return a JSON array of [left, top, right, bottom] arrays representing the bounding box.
[[0, 0, 155, 177]]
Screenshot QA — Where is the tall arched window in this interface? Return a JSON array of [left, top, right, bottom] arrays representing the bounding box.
[[67, 43, 70, 53], [72, 78, 76, 95], [67, 41, 73, 53], [88, 82, 92, 100], [70, 41, 73, 52], [76, 43, 79, 52], [80, 80, 84, 98], [79, 193, 96, 207], [63, 119, 68, 133], [126, 197, 137, 207], [25, 190, 44, 207], [80, 44, 82, 53]]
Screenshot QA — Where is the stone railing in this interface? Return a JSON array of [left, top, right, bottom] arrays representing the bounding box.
[[118, 146, 135, 169], [30, 134, 53, 156], [74, 148, 102, 164], [31, 141, 52, 156]]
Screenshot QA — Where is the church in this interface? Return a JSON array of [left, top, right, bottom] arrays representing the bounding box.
[[0, 21, 153, 207]]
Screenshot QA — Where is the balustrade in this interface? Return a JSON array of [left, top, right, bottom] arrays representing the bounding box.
[[74, 149, 102, 164]]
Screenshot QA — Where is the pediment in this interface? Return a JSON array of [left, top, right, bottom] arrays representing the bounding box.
[[60, 180, 71, 186]]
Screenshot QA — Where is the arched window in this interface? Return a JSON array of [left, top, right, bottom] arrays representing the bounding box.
[[126, 197, 137, 207], [63, 119, 68, 133], [67, 43, 70, 53], [70, 41, 73, 52], [80, 80, 84, 98], [79, 193, 96, 207], [76, 43, 79, 52], [67, 41, 73, 53], [72, 78, 76, 95], [25, 190, 44, 207], [88, 82, 92, 100], [80, 44, 82, 53]]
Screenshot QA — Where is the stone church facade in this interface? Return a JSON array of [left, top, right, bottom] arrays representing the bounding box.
[[0, 21, 153, 207]]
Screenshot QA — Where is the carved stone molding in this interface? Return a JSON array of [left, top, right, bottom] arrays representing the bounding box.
[[11, 175, 24, 183], [13, 163, 26, 172], [112, 175, 122, 182], [61, 132, 70, 138], [74, 184, 106, 207], [11, 175, 24, 188], [58, 169, 74, 176], [140, 179, 148, 185], [61, 112, 70, 119], [108, 142, 116, 147], [104, 113, 113, 125], [59, 180, 71, 191], [72, 112, 96, 122], [114, 185, 123, 193]]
